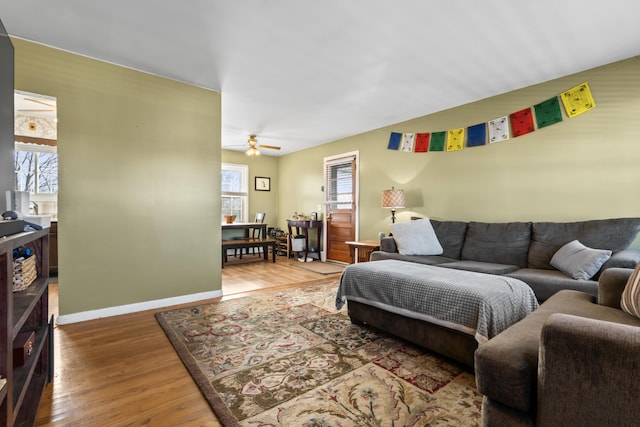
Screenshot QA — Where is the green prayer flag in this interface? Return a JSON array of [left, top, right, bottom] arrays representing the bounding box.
[[429, 131, 446, 152], [534, 96, 563, 129]]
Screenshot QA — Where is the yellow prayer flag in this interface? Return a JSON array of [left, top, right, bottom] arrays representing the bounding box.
[[561, 82, 595, 118], [446, 128, 465, 152]]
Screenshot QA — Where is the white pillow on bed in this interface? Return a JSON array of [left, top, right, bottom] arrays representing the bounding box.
[[391, 218, 444, 256]]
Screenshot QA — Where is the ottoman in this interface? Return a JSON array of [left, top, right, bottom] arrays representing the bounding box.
[[336, 259, 539, 367]]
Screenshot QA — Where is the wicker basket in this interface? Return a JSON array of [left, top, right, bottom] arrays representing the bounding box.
[[13, 256, 37, 292]]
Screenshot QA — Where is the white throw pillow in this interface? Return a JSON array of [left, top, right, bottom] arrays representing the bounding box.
[[550, 240, 612, 280], [390, 219, 444, 256]]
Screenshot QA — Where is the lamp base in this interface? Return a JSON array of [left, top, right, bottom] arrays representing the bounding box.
[[391, 209, 396, 224]]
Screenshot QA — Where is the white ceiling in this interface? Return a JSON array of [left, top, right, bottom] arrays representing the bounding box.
[[1, 1, 639, 155]]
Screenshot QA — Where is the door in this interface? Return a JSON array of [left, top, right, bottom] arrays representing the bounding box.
[[325, 153, 357, 263]]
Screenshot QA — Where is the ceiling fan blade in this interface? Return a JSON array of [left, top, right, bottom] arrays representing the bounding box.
[[25, 98, 56, 108], [258, 145, 281, 150]]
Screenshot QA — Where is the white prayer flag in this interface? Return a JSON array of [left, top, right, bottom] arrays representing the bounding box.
[[401, 133, 415, 152], [488, 116, 510, 143]]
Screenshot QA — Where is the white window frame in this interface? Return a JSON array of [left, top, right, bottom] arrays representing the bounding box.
[[14, 141, 58, 196], [221, 162, 249, 222]]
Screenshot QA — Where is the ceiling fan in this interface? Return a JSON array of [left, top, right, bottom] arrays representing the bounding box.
[[17, 97, 56, 114], [242, 135, 281, 156]]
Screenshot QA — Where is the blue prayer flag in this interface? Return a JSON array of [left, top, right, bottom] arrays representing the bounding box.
[[467, 123, 487, 147], [388, 132, 402, 150]]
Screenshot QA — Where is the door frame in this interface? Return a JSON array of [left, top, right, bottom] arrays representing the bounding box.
[[322, 150, 359, 262]]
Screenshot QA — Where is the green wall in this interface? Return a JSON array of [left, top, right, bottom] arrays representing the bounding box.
[[221, 149, 279, 228], [13, 39, 222, 318], [278, 57, 640, 241]]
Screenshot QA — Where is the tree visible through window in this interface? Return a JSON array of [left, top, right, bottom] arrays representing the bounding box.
[[14, 143, 58, 194], [221, 163, 248, 222]]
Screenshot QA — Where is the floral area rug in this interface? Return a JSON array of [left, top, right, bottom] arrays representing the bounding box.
[[155, 281, 482, 426]]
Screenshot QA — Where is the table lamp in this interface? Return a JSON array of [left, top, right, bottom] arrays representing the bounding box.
[[381, 187, 405, 223]]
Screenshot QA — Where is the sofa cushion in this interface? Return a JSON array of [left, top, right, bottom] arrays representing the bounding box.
[[430, 219, 468, 260], [391, 219, 443, 255], [550, 240, 612, 280], [370, 251, 455, 265], [621, 263, 640, 318], [461, 222, 531, 267], [528, 218, 640, 271], [601, 249, 640, 271], [506, 268, 598, 301], [439, 260, 520, 275]]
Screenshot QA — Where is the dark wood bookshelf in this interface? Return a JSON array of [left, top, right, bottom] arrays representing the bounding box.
[[0, 228, 51, 427]]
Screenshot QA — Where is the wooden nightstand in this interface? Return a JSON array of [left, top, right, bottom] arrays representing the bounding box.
[[345, 240, 381, 263]]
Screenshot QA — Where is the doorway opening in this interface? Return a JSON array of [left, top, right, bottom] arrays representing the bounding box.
[[14, 90, 58, 277], [13, 90, 58, 218]]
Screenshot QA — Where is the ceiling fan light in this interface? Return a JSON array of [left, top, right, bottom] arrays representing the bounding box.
[[245, 146, 260, 156]]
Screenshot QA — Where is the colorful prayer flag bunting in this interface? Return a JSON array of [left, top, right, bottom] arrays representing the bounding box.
[[387, 81, 595, 154], [467, 123, 486, 147], [446, 128, 465, 152], [388, 132, 402, 150], [429, 132, 446, 152], [488, 116, 509, 143], [534, 96, 563, 129], [561, 82, 595, 118], [415, 133, 430, 152], [510, 108, 535, 137]]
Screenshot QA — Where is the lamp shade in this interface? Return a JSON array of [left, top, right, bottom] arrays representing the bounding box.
[[381, 187, 405, 208]]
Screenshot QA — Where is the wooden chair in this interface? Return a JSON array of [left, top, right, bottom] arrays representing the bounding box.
[[234, 213, 266, 257], [249, 213, 266, 255]]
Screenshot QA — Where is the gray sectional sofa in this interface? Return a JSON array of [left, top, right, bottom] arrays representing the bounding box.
[[371, 218, 640, 301]]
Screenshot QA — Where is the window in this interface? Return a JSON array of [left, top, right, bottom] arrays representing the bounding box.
[[325, 156, 355, 210], [221, 163, 248, 222], [14, 142, 58, 194]]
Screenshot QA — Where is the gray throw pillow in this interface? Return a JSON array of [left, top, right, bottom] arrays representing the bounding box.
[[550, 240, 612, 280], [391, 218, 444, 256]]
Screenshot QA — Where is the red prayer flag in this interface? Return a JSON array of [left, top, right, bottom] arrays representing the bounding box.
[[415, 133, 430, 152], [509, 108, 535, 137]]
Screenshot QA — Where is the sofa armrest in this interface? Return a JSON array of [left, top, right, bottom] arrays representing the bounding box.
[[379, 236, 398, 253], [598, 267, 634, 308], [537, 313, 640, 426], [602, 248, 640, 269]]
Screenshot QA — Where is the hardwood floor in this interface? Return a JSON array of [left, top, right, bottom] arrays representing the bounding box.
[[36, 257, 345, 426]]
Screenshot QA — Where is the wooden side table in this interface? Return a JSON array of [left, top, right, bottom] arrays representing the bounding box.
[[287, 219, 323, 262], [345, 240, 381, 263]]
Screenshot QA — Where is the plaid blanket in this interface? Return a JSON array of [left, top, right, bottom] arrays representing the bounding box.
[[336, 260, 539, 343]]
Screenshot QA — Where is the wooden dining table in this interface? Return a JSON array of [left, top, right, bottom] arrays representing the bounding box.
[[221, 221, 267, 239], [221, 222, 273, 268]]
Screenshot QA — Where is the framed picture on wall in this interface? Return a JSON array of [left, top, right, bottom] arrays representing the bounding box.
[[255, 176, 270, 191]]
